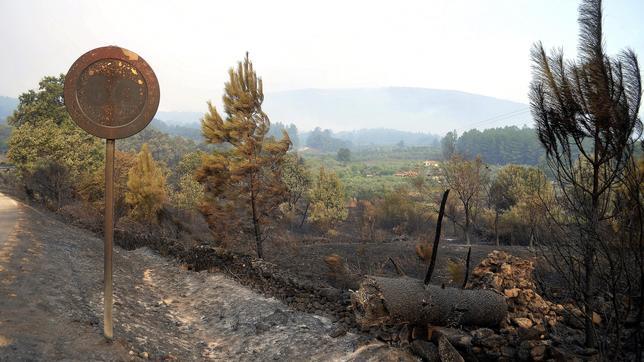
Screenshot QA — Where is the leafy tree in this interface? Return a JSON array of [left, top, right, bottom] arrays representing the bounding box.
[[7, 74, 68, 128], [171, 173, 204, 211], [117, 127, 201, 170], [308, 167, 348, 229], [168, 150, 206, 187], [530, 0, 642, 352], [306, 127, 351, 152], [441, 155, 489, 244], [491, 165, 552, 247], [197, 53, 291, 258], [281, 153, 311, 226], [22, 160, 73, 209], [456, 126, 544, 165], [78, 150, 137, 218], [7, 75, 102, 189], [336, 147, 351, 162], [441, 130, 457, 160], [487, 172, 514, 246], [125, 143, 167, 224]]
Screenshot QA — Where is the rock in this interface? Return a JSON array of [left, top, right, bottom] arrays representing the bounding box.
[[139, 351, 149, 359], [429, 327, 472, 349], [530, 345, 547, 360], [592, 312, 602, 325], [518, 327, 541, 341], [512, 317, 533, 329], [470, 327, 495, 341], [475, 333, 506, 350], [500, 346, 516, 358], [503, 288, 520, 298], [411, 340, 439, 361], [437, 335, 464, 362], [347, 342, 418, 362], [319, 287, 341, 300], [398, 324, 410, 344], [411, 325, 427, 340], [328, 325, 347, 338]]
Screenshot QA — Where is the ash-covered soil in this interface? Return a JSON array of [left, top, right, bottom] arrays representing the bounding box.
[[0, 194, 360, 361], [265, 239, 534, 288]]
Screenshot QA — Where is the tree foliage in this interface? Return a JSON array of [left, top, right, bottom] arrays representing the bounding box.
[[441, 155, 489, 244], [7, 75, 102, 196], [530, 0, 642, 354], [308, 167, 348, 229], [125, 143, 167, 224], [197, 53, 291, 258]]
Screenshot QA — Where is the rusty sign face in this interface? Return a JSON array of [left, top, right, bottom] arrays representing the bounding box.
[[64, 46, 160, 139]]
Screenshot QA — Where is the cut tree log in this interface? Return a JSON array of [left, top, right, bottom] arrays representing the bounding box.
[[351, 276, 507, 328]]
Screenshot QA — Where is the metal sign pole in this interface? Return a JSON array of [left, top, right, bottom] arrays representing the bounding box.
[[104, 138, 115, 339], [64, 46, 159, 340]]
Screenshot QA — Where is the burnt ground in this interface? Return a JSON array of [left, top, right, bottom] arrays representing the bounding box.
[[0, 193, 361, 361], [265, 239, 534, 289]]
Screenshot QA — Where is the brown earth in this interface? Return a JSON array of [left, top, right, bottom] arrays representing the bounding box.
[[0, 193, 364, 361]]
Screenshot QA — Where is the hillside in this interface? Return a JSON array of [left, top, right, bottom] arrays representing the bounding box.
[[262, 87, 532, 135], [155, 87, 532, 136], [0, 96, 18, 123]]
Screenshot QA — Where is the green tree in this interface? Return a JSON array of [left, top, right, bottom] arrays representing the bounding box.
[[441, 130, 457, 160], [336, 147, 351, 162], [7, 75, 102, 196], [125, 143, 167, 223], [281, 153, 312, 226], [309, 167, 348, 229], [441, 155, 489, 244], [7, 74, 69, 128], [171, 174, 204, 211], [197, 53, 291, 258]]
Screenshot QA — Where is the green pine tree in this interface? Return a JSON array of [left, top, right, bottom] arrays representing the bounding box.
[[125, 143, 167, 223]]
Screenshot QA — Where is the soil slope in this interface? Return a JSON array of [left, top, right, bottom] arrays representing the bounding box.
[[0, 193, 359, 361]]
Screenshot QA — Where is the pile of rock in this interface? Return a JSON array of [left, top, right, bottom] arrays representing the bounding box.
[[365, 250, 587, 361], [467, 250, 565, 360]]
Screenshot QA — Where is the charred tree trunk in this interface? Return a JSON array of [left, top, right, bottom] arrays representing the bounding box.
[[352, 276, 507, 328]]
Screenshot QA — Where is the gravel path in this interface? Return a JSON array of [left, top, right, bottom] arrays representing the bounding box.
[[0, 193, 359, 361]]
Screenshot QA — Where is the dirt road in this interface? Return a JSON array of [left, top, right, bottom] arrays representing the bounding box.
[[0, 193, 359, 361]]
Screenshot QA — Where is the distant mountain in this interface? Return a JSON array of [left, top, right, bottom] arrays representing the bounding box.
[[150, 118, 201, 141], [262, 87, 532, 135], [333, 128, 439, 147], [0, 96, 18, 123], [155, 111, 203, 127]]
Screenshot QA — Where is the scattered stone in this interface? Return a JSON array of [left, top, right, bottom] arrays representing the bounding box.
[[328, 325, 347, 338], [512, 317, 533, 329], [411, 340, 439, 361], [429, 327, 472, 349], [347, 342, 418, 362], [437, 335, 464, 362]]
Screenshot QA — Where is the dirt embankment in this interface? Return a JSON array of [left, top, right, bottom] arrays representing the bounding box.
[[0, 194, 364, 361]]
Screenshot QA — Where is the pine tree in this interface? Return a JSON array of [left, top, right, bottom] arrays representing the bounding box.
[[530, 0, 642, 352], [197, 53, 291, 258], [125, 143, 167, 224]]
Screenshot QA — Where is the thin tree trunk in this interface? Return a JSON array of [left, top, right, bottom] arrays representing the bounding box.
[[299, 202, 310, 228], [250, 179, 263, 259], [464, 206, 471, 245], [494, 211, 499, 246]]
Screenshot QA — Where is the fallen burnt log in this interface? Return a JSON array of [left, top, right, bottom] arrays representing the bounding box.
[[351, 276, 507, 328]]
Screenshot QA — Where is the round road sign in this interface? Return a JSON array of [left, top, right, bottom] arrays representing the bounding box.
[[64, 46, 160, 139]]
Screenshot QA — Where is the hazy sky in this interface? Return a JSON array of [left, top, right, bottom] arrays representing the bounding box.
[[1, 0, 643, 113]]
